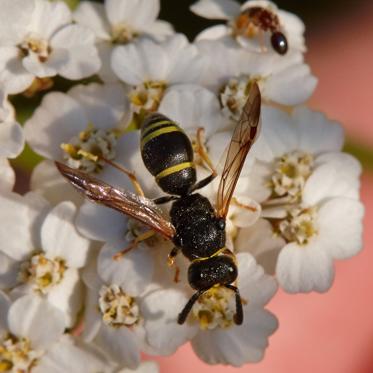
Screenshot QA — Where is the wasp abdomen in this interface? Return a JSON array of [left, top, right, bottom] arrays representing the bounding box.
[[141, 113, 196, 195], [188, 255, 238, 290]]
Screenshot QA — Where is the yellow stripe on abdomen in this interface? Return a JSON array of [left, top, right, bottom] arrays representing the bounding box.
[[141, 120, 175, 138], [155, 162, 194, 181], [141, 125, 182, 149]]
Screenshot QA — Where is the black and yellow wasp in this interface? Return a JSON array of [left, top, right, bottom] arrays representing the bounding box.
[[56, 82, 261, 325]]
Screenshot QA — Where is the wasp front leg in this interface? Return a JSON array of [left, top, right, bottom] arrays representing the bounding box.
[[168, 246, 181, 283], [113, 230, 155, 260]]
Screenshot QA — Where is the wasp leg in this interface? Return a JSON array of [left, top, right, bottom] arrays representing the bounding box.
[[168, 247, 181, 283], [168, 246, 180, 266], [153, 195, 179, 205], [113, 230, 155, 260], [189, 173, 217, 193], [99, 156, 145, 197], [178, 289, 208, 325], [194, 127, 217, 175], [224, 284, 243, 325], [231, 196, 257, 212]]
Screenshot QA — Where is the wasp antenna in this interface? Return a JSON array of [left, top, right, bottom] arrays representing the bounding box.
[[178, 289, 207, 325]]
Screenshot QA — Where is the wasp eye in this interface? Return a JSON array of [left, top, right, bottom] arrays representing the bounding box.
[[217, 219, 226, 230]]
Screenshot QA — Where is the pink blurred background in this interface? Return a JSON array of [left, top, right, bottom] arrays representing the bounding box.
[[152, 2, 373, 372]]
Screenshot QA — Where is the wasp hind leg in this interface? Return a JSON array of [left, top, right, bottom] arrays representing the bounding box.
[[99, 156, 145, 197], [189, 128, 217, 193], [112, 230, 155, 260]]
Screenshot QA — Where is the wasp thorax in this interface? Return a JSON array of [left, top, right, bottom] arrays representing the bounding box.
[[192, 286, 236, 330], [0, 334, 42, 372], [277, 207, 318, 245], [18, 252, 66, 295], [269, 151, 314, 202], [129, 81, 167, 113], [220, 76, 260, 121], [111, 24, 138, 44], [98, 285, 140, 328], [19, 33, 51, 63], [61, 124, 118, 173]]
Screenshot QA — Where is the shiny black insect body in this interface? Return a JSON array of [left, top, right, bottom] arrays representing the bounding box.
[[236, 6, 288, 55], [56, 83, 261, 326]]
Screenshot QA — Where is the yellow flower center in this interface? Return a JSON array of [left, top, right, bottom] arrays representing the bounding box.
[[269, 151, 314, 202], [61, 123, 119, 173], [98, 285, 140, 328], [129, 81, 167, 113], [192, 286, 236, 330], [18, 252, 66, 295], [0, 334, 42, 372]]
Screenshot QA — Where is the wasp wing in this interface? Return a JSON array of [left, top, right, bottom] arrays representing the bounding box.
[[216, 82, 261, 218], [55, 161, 176, 240]]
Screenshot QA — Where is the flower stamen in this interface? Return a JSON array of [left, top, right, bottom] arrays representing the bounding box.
[[98, 285, 140, 328]]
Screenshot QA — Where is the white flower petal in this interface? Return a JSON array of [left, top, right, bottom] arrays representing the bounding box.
[[0, 120, 24, 158], [264, 63, 317, 106], [191, 306, 278, 366], [318, 198, 364, 260], [30, 160, 83, 205], [8, 295, 65, 349], [96, 325, 141, 369], [0, 290, 10, 333], [277, 242, 335, 293], [0, 46, 34, 94], [98, 239, 154, 295], [82, 286, 102, 341], [159, 85, 227, 138], [30, 0, 71, 40], [74, 1, 111, 40], [163, 35, 205, 84], [35, 335, 111, 373], [303, 152, 362, 205], [96, 41, 119, 82], [295, 107, 344, 153], [46, 268, 83, 328], [195, 25, 230, 41], [76, 201, 127, 242], [24, 92, 88, 159], [41, 202, 90, 268], [51, 24, 100, 80], [0, 0, 35, 44], [118, 361, 159, 373], [236, 219, 285, 275], [236, 253, 277, 305], [252, 106, 297, 161], [0, 252, 18, 289], [22, 53, 57, 78], [228, 197, 261, 228], [106, 0, 160, 29], [144, 20, 174, 38], [190, 0, 240, 20], [141, 288, 198, 355], [68, 83, 130, 129], [0, 158, 15, 191], [111, 39, 168, 84], [0, 192, 33, 260]]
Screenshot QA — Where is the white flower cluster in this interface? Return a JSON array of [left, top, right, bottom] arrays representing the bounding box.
[[0, 0, 364, 370]]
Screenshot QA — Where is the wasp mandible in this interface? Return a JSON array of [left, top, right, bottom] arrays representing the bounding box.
[[56, 82, 261, 325]]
